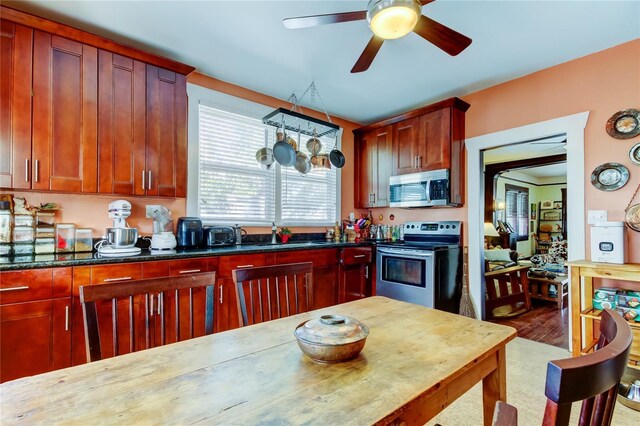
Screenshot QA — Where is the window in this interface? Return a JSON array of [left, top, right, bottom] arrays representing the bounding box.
[[505, 184, 529, 241], [189, 86, 339, 227]]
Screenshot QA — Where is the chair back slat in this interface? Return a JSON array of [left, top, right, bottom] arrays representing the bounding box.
[[80, 272, 216, 362], [484, 265, 531, 319], [543, 309, 632, 425], [233, 262, 313, 327]]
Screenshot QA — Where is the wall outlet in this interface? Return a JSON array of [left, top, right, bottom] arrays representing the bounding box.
[[349, 212, 355, 221], [146, 205, 161, 218], [587, 210, 607, 224]]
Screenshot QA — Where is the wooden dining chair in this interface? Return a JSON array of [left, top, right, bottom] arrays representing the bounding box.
[[233, 262, 313, 327], [80, 272, 216, 362], [484, 265, 531, 319], [493, 309, 633, 426]]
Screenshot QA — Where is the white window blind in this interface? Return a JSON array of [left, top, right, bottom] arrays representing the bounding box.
[[197, 103, 338, 226], [505, 184, 529, 240]]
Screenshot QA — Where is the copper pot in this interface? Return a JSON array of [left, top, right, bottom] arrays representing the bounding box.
[[294, 314, 369, 363]]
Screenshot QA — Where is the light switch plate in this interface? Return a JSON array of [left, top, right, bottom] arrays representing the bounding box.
[[587, 210, 607, 224], [146, 205, 161, 218]]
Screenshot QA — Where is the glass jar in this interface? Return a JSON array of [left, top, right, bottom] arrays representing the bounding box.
[[75, 228, 93, 252], [14, 214, 35, 227], [36, 212, 56, 226], [55, 224, 75, 253], [13, 226, 35, 243], [0, 201, 12, 244], [13, 243, 35, 255], [35, 237, 56, 254], [36, 226, 55, 238]]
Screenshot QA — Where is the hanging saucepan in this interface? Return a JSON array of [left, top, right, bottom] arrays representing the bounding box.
[[312, 153, 331, 170], [329, 132, 345, 168], [255, 128, 274, 168], [294, 130, 312, 174], [273, 125, 296, 167]]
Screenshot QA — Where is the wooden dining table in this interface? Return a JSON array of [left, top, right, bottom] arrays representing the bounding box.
[[1, 296, 516, 425]]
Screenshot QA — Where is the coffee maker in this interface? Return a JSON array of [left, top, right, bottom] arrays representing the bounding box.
[[97, 200, 141, 256]]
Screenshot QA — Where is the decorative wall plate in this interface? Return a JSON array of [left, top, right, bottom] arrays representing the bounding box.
[[606, 109, 640, 139], [590, 162, 629, 191], [630, 142, 640, 166]]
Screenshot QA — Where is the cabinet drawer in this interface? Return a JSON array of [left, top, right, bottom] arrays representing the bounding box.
[[219, 254, 269, 277], [90, 263, 143, 284], [0, 268, 71, 304], [169, 258, 212, 276], [340, 248, 372, 265], [275, 249, 338, 268]]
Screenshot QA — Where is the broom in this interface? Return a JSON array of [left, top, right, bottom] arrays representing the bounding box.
[[459, 246, 476, 318]]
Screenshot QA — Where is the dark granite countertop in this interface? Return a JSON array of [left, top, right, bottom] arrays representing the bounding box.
[[0, 241, 374, 271]]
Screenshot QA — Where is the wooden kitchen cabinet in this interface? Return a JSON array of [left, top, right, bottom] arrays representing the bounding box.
[[354, 97, 469, 207], [0, 268, 72, 383], [97, 50, 146, 195], [354, 126, 392, 208], [32, 31, 98, 193], [145, 65, 188, 197], [0, 20, 32, 189], [339, 247, 373, 303]]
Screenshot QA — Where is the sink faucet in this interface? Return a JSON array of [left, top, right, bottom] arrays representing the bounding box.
[[271, 222, 277, 244]]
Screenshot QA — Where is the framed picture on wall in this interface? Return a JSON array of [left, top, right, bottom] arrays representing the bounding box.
[[531, 203, 537, 220], [541, 200, 553, 209], [553, 201, 563, 209]]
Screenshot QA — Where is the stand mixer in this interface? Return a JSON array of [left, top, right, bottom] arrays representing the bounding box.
[[97, 200, 141, 256], [148, 205, 177, 251]]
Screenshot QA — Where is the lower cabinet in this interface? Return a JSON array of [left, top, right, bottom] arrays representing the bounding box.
[[339, 247, 373, 303], [0, 268, 72, 383]]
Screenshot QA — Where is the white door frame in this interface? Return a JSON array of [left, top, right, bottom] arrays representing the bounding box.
[[466, 112, 590, 329]]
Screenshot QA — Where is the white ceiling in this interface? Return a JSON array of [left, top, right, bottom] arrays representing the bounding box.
[[5, 0, 640, 124]]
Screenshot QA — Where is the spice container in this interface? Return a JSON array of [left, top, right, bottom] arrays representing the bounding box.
[[13, 243, 35, 255], [13, 226, 35, 243], [14, 214, 35, 227], [36, 212, 56, 226], [36, 226, 55, 238], [55, 224, 75, 253], [0, 201, 12, 243], [35, 237, 56, 254], [75, 228, 93, 252]]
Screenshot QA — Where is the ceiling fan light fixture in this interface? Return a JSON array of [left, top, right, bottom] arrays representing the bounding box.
[[367, 0, 421, 40]]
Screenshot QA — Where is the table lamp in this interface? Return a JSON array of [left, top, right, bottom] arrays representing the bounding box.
[[484, 222, 500, 249]]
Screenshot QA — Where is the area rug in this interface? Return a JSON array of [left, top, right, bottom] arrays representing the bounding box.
[[426, 337, 636, 425]]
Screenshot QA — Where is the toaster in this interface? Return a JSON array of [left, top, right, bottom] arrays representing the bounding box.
[[176, 217, 203, 248], [204, 226, 235, 247]]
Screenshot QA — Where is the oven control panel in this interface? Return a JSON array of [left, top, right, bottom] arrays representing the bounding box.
[[404, 221, 461, 236]]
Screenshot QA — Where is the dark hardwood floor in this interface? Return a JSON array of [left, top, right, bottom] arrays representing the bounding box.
[[489, 301, 569, 349]]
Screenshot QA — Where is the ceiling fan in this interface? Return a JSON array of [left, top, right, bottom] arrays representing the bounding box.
[[283, 0, 472, 73]]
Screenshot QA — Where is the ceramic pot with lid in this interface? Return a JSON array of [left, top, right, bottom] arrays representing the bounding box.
[[294, 314, 369, 363]]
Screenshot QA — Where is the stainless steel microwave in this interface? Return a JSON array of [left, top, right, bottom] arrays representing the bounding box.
[[389, 169, 451, 208]]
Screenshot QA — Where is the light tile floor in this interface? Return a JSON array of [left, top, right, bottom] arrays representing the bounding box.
[[426, 337, 637, 425]]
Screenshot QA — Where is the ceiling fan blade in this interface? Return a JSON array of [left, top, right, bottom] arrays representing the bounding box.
[[421, 0, 436, 5], [283, 11, 366, 29], [413, 15, 472, 56], [351, 36, 384, 73]]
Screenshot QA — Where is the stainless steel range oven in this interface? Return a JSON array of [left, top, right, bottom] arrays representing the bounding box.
[[376, 221, 462, 313]]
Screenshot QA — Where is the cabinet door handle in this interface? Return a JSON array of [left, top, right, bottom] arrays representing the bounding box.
[[157, 293, 161, 315], [35, 159, 39, 182], [236, 264, 253, 269], [219, 286, 223, 304], [0, 286, 30, 292], [103, 276, 132, 282], [142, 170, 146, 190], [372, 193, 376, 204], [418, 156, 422, 168], [25, 159, 30, 182], [178, 269, 201, 274], [415, 156, 418, 168], [354, 255, 366, 258], [365, 265, 369, 279], [65, 305, 69, 331], [148, 171, 152, 190], [150, 294, 154, 317]]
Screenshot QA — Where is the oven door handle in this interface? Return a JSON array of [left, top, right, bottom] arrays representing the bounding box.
[[377, 247, 434, 258]]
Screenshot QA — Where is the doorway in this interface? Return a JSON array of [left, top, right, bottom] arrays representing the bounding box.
[[465, 111, 589, 351], [483, 141, 569, 348]]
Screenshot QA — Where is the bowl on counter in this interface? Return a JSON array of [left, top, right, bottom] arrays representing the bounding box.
[[294, 314, 369, 363]]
